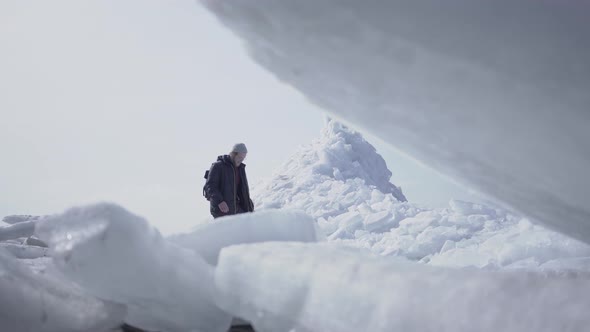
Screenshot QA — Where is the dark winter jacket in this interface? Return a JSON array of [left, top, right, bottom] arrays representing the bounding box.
[[204, 155, 254, 218]]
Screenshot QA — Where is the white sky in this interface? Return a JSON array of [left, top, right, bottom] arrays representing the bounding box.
[[0, 0, 483, 234]]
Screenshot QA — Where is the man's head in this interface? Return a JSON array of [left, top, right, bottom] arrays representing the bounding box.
[[230, 143, 248, 166]]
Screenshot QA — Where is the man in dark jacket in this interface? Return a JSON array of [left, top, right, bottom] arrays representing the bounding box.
[[204, 143, 254, 218]]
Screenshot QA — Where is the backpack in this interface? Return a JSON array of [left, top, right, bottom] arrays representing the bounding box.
[[203, 169, 211, 201], [203, 161, 220, 201]]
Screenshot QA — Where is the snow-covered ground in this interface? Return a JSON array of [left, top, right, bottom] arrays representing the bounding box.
[[200, 0, 590, 244], [3, 120, 590, 331]]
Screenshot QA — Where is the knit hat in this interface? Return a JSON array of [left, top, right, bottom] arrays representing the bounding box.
[[231, 143, 248, 153]]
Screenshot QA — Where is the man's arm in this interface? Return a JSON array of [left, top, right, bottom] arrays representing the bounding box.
[[204, 162, 224, 206]]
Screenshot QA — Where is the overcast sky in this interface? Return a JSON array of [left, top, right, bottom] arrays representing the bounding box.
[[0, 0, 483, 234]]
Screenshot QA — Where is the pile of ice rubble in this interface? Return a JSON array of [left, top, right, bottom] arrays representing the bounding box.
[[252, 120, 590, 271], [3, 121, 590, 332]]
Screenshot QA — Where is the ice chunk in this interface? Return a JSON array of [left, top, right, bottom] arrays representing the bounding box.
[[0, 242, 48, 259], [316, 217, 338, 235], [2, 215, 41, 225], [362, 210, 395, 233], [169, 209, 321, 266], [35, 202, 232, 332], [24, 236, 48, 248], [0, 220, 36, 241], [449, 199, 497, 218], [440, 239, 456, 254], [215, 242, 590, 332], [0, 249, 125, 332], [335, 211, 363, 232]]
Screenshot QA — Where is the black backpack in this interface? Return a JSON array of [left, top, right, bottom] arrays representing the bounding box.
[[203, 168, 211, 201], [203, 162, 220, 201]]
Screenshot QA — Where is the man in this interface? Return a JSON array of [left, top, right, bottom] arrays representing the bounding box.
[[204, 143, 254, 218]]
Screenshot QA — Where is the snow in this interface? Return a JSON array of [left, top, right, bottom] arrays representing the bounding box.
[[200, 0, 590, 244], [215, 242, 590, 332]]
